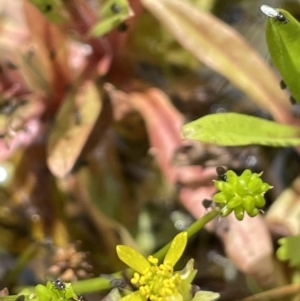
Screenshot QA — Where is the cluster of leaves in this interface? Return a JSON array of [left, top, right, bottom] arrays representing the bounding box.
[[16, 280, 81, 301], [1, 0, 300, 300]]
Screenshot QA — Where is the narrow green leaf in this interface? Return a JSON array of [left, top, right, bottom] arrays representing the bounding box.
[[182, 113, 300, 146], [164, 232, 187, 266], [28, 0, 67, 23], [90, 0, 133, 37], [116, 245, 150, 273], [264, 8, 300, 103]]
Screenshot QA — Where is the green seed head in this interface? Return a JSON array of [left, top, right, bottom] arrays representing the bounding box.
[[213, 169, 272, 220]]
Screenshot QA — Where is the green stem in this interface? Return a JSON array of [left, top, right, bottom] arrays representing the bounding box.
[[154, 208, 220, 261], [71, 277, 112, 294], [72, 209, 220, 294]]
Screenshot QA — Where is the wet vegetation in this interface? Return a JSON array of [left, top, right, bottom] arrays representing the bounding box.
[[1, 0, 300, 300]]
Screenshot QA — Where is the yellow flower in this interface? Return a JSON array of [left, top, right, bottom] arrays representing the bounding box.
[[116, 232, 195, 301]]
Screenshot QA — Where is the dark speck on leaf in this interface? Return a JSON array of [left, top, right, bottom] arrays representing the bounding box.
[[111, 3, 121, 13], [117, 22, 128, 32], [44, 4, 52, 12], [280, 79, 286, 90], [290, 96, 297, 104], [49, 49, 56, 60], [74, 111, 81, 125], [4, 61, 18, 70]]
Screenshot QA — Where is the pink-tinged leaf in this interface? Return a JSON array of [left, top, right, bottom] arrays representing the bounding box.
[[0, 93, 45, 161], [0, 19, 40, 93], [219, 214, 274, 284], [0, 118, 43, 161], [140, 0, 291, 122], [62, 0, 113, 75], [266, 178, 300, 236], [23, 1, 70, 105], [8, 94, 46, 130], [127, 88, 217, 219], [47, 80, 103, 178]]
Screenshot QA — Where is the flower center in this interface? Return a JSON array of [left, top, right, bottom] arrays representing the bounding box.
[[131, 255, 182, 301]]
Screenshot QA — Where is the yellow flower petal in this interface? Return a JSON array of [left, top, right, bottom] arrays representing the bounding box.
[[116, 245, 150, 273], [164, 232, 187, 266]]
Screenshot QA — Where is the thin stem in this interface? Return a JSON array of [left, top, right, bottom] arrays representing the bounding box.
[[72, 209, 220, 294], [154, 209, 220, 261]]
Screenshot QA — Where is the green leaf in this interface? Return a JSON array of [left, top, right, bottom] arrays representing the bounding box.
[[177, 259, 198, 301], [182, 113, 300, 146], [35, 284, 53, 301], [164, 232, 187, 266], [140, 0, 290, 118], [116, 245, 150, 273], [90, 0, 133, 37], [264, 8, 300, 103], [64, 283, 78, 300], [277, 235, 300, 267], [191, 291, 220, 301], [47, 81, 103, 178], [120, 291, 144, 301], [28, 0, 67, 23]]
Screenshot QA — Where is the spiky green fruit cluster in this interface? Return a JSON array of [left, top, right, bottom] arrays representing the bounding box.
[[213, 169, 272, 220]]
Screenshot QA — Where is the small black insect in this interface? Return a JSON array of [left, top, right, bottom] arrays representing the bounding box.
[[111, 3, 121, 13], [260, 5, 289, 24], [45, 276, 67, 298], [202, 199, 213, 209], [276, 12, 289, 24], [216, 166, 227, 181], [52, 278, 66, 291]]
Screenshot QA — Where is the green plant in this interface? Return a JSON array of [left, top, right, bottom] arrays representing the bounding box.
[[15, 280, 80, 301], [213, 169, 272, 221]]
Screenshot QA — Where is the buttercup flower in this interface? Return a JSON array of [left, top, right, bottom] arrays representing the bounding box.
[[116, 232, 196, 301]]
